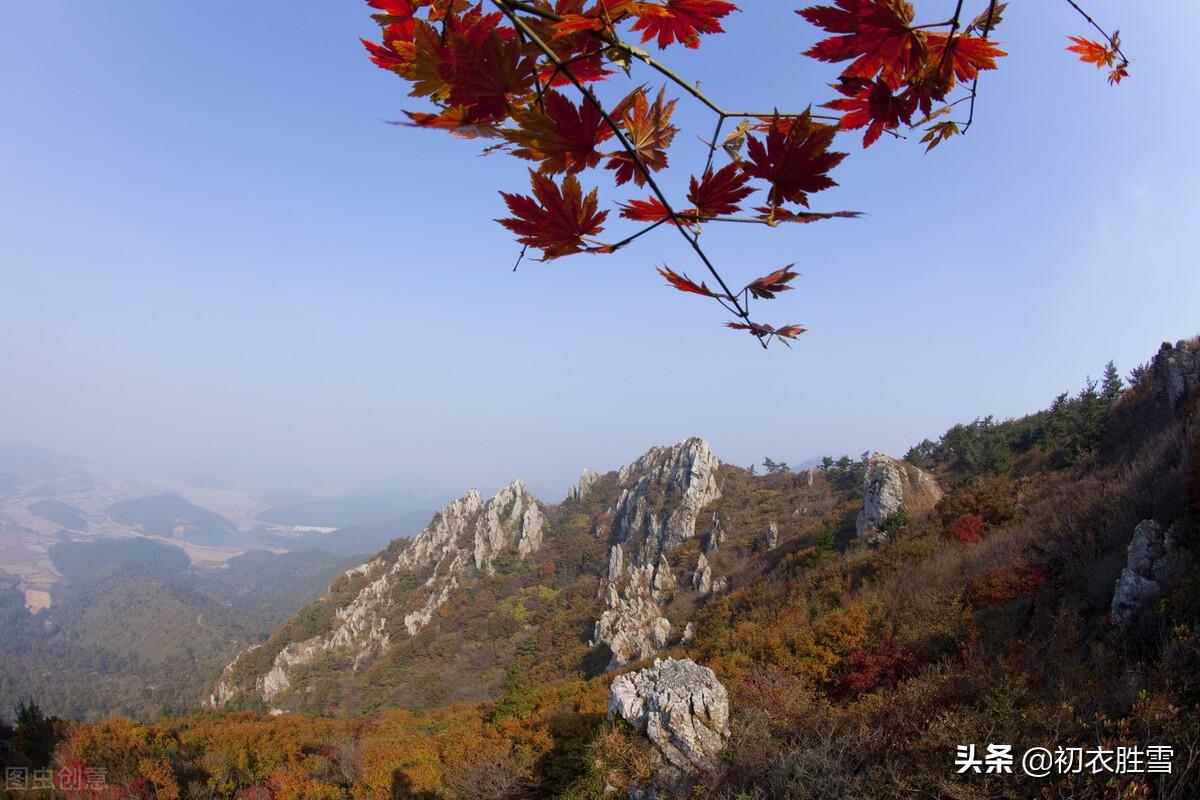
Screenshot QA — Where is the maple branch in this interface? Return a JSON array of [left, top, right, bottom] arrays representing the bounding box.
[[1062, 0, 1129, 63], [961, 0, 1000, 135], [492, 0, 769, 346], [602, 219, 670, 253], [502, 0, 837, 124]]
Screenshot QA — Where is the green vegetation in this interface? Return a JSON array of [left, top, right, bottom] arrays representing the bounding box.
[[0, 539, 351, 720]]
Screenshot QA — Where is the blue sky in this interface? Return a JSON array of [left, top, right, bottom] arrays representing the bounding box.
[[2, 1, 1197, 503]]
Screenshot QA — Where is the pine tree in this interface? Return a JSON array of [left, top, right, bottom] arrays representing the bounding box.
[[1101, 360, 1124, 403]]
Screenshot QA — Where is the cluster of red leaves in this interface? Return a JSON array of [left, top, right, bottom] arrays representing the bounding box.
[[359, 1, 855, 344], [801, 0, 1006, 148], [946, 513, 985, 544], [971, 562, 1048, 606], [361, 0, 1127, 344], [835, 634, 922, 698], [1067, 33, 1129, 85]]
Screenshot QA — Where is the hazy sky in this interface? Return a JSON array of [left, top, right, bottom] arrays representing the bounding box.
[[2, 1, 1197, 503]]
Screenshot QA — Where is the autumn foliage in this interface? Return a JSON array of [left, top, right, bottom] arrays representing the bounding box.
[[361, 0, 1128, 346], [946, 512, 985, 543], [834, 634, 921, 698]]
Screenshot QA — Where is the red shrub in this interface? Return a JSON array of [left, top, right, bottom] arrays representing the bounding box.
[[835, 635, 921, 698], [946, 514, 985, 544], [971, 563, 1048, 606]]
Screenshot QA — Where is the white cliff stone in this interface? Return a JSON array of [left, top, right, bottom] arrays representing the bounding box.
[[855, 452, 942, 542], [609, 658, 731, 794]]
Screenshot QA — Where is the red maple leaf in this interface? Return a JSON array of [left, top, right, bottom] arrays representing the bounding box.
[[629, 0, 739, 49], [824, 76, 916, 147], [1067, 34, 1129, 85], [686, 163, 754, 218], [605, 86, 679, 186], [412, 8, 536, 122], [552, 13, 609, 39], [399, 106, 502, 139], [505, 90, 613, 174], [1066, 35, 1115, 67], [925, 33, 1006, 83], [619, 197, 672, 221], [798, 0, 923, 88], [727, 320, 807, 345], [744, 265, 799, 300], [754, 206, 861, 224], [658, 266, 723, 297], [498, 171, 609, 259], [742, 113, 847, 208]]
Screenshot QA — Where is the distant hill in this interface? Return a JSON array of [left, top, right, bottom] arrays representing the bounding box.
[[107, 494, 237, 546], [256, 495, 402, 528], [28, 498, 88, 530]]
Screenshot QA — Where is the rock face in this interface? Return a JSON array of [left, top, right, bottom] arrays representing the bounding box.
[[593, 438, 721, 669], [211, 480, 545, 708], [1111, 520, 1188, 626], [855, 453, 942, 542], [608, 658, 730, 796]]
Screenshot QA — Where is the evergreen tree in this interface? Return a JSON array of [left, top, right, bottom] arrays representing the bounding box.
[[1101, 360, 1124, 403]]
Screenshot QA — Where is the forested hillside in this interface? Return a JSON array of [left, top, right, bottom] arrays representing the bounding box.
[[0, 539, 356, 720]]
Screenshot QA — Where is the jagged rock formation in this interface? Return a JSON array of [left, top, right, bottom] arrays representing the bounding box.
[[1111, 520, 1189, 626], [608, 657, 730, 797], [855, 453, 942, 542], [567, 468, 601, 501], [593, 438, 721, 669], [762, 521, 779, 549], [210, 481, 545, 708]]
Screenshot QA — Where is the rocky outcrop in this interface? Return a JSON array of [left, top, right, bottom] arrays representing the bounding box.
[[1151, 340, 1200, 412], [762, 522, 779, 549], [855, 453, 942, 542], [692, 553, 713, 595], [703, 513, 725, 553], [1111, 520, 1189, 626], [211, 481, 545, 708], [608, 658, 731, 796], [567, 468, 601, 501], [593, 439, 721, 669]]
